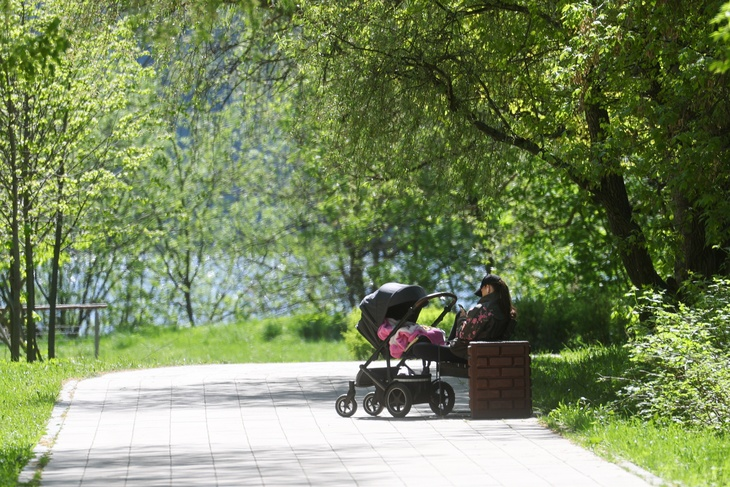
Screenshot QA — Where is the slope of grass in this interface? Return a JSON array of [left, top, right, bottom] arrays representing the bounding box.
[[534, 346, 730, 487], [0, 360, 103, 486], [54, 319, 351, 366]]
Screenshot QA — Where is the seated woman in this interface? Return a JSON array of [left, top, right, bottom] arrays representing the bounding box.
[[412, 274, 517, 364]]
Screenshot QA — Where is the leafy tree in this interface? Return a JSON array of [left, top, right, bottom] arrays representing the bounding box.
[[0, 0, 156, 360], [711, 1, 730, 72], [290, 1, 730, 300], [0, 0, 69, 361]]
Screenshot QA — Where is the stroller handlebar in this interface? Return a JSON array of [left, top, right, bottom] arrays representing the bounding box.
[[413, 292, 458, 311]]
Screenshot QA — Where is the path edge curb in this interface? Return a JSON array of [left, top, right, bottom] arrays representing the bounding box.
[[18, 379, 79, 485]]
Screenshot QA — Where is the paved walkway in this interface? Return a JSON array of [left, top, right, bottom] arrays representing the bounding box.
[[21, 362, 664, 486]]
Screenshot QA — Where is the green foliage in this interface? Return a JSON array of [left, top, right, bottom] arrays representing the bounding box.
[[261, 320, 283, 342], [259, 312, 347, 343], [620, 278, 730, 432], [537, 346, 730, 486], [546, 409, 730, 487], [291, 0, 730, 295], [711, 2, 730, 73], [0, 2, 70, 79], [290, 312, 347, 342], [545, 398, 615, 435], [515, 291, 629, 352], [342, 310, 372, 360], [593, 420, 730, 487]]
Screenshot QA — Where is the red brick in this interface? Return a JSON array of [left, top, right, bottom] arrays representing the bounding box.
[[500, 344, 529, 355], [474, 379, 486, 390], [469, 344, 500, 357], [512, 399, 529, 409], [489, 379, 513, 389], [489, 357, 514, 367], [468, 341, 532, 419], [472, 389, 501, 400], [472, 368, 501, 378], [502, 389, 525, 399], [501, 367, 526, 378]]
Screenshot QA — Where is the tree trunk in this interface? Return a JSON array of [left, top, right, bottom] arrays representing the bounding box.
[[22, 100, 37, 362], [24, 223, 37, 362], [584, 101, 667, 290], [184, 248, 196, 327], [49, 205, 64, 359], [592, 173, 667, 290], [184, 281, 196, 327], [672, 191, 728, 283], [341, 243, 365, 308], [10, 185, 22, 362], [7, 100, 22, 361]]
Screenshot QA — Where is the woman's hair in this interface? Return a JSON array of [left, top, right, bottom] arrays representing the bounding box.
[[494, 278, 517, 320]]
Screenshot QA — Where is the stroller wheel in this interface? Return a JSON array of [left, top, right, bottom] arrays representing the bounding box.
[[363, 392, 384, 416], [335, 394, 358, 417], [385, 383, 412, 418], [429, 380, 455, 417]]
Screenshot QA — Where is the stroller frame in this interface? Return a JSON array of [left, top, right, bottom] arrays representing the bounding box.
[[335, 283, 459, 418]]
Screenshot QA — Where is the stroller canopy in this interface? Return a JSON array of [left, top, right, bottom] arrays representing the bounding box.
[[356, 282, 427, 347]]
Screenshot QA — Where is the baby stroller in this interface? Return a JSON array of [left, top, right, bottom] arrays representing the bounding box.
[[335, 282, 458, 418]]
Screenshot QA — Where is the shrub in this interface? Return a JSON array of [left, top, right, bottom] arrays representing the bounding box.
[[261, 320, 283, 341], [340, 308, 373, 360], [291, 312, 347, 341], [515, 291, 627, 352], [620, 278, 730, 432]]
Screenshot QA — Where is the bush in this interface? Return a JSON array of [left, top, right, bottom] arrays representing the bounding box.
[[343, 314, 373, 360], [620, 278, 730, 432], [261, 320, 283, 341], [291, 312, 347, 342], [258, 312, 347, 343], [515, 291, 627, 352]]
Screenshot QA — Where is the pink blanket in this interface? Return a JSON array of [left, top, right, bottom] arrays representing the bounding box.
[[377, 318, 447, 358]]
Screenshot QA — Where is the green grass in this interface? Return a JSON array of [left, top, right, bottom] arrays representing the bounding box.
[[2, 321, 729, 487], [535, 345, 730, 487], [54, 319, 351, 366], [0, 360, 107, 487], [578, 419, 728, 487], [531, 346, 627, 414]]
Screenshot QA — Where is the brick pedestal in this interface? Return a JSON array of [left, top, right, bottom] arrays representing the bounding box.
[[468, 341, 532, 419]]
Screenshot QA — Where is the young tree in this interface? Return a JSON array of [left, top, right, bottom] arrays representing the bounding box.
[[0, 0, 156, 360]]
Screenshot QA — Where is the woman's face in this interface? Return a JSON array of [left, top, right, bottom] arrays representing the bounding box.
[[481, 284, 493, 296]]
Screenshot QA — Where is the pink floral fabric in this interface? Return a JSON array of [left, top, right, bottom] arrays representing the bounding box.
[[377, 318, 447, 358]]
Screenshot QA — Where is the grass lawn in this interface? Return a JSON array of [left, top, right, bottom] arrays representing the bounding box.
[[2, 320, 728, 487], [533, 346, 730, 487]]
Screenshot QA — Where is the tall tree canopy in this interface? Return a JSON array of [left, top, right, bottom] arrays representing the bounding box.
[[291, 0, 730, 293]]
